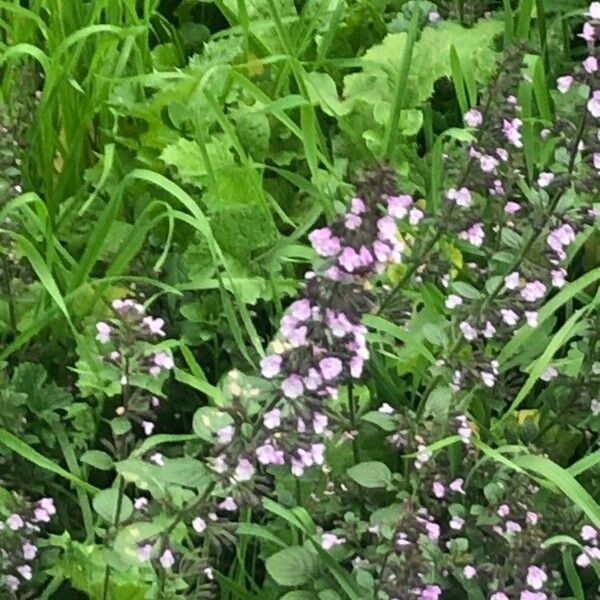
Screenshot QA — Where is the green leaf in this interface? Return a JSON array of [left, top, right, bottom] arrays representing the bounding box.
[[512, 454, 600, 529], [0, 428, 99, 494], [347, 461, 392, 489], [265, 546, 317, 587], [81, 450, 114, 471], [92, 488, 133, 523], [362, 411, 396, 432], [192, 406, 234, 442]]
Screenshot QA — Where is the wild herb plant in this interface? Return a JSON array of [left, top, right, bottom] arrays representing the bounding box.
[[0, 1, 599, 600]]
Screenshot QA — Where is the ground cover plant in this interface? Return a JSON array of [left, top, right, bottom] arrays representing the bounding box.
[[0, 0, 599, 598]]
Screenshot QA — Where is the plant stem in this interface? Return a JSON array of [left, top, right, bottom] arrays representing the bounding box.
[[348, 381, 361, 464]]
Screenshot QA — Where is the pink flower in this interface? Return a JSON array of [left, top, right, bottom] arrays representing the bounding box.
[[463, 565, 477, 579], [479, 154, 499, 172], [409, 207, 424, 225], [95, 322, 111, 343], [556, 74, 572, 91], [497, 504, 510, 518], [506, 520, 522, 533], [500, 309, 519, 326], [449, 478, 464, 493], [377, 216, 397, 242], [313, 412, 328, 434], [425, 521, 440, 541], [345, 212, 362, 230], [446, 294, 463, 309], [521, 280, 546, 302], [319, 357, 343, 380], [219, 496, 238, 511], [540, 366, 558, 381], [525, 311, 538, 327], [7, 514, 24, 530], [309, 227, 341, 257], [580, 22, 596, 42], [142, 421, 155, 436], [551, 268, 567, 288], [584, 56, 599, 73], [321, 533, 345, 550], [537, 172, 555, 188], [588, 2, 600, 19], [459, 222, 485, 246], [464, 108, 483, 127], [192, 517, 207, 533], [143, 316, 165, 336], [446, 187, 472, 207], [504, 271, 520, 289], [428, 10, 441, 22], [22, 542, 37, 560], [526, 511, 539, 525], [450, 516, 465, 530], [378, 402, 394, 414], [256, 443, 284, 465], [460, 321, 477, 341], [482, 321, 496, 338], [432, 481, 445, 498], [350, 197, 365, 214], [503, 118, 523, 147], [527, 565, 547, 590], [153, 351, 174, 370], [281, 374, 304, 399], [581, 525, 597, 541], [505, 201, 521, 214], [234, 458, 255, 482], [588, 90, 600, 117], [387, 194, 413, 218], [263, 408, 281, 429], [491, 594, 509, 600], [160, 549, 175, 569], [421, 584, 442, 600]]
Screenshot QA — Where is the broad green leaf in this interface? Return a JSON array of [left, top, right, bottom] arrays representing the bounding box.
[[265, 546, 317, 587], [347, 461, 392, 488]]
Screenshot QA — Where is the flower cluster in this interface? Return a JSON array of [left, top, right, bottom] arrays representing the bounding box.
[[95, 298, 172, 443], [396, 22, 600, 397], [1, 497, 55, 595], [204, 166, 422, 496]]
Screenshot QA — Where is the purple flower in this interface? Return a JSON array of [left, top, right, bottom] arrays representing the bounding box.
[[338, 247, 362, 272], [7, 514, 24, 530], [537, 172, 555, 188], [449, 478, 465, 493], [319, 357, 343, 380], [288, 299, 311, 321], [309, 227, 341, 257], [497, 504, 510, 517], [521, 280, 546, 302], [584, 55, 599, 73], [460, 321, 477, 341], [321, 533, 345, 549], [447, 187, 472, 207], [153, 351, 174, 371], [581, 525, 597, 541], [527, 565, 547, 590], [192, 517, 207, 533], [350, 197, 365, 214], [500, 309, 519, 326], [504, 271, 520, 289], [260, 354, 282, 379], [424, 521, 440, 541], [446, 294, 463, 309], [503, 118, 523, 147], [256, 443, 285, 465], [463, 565, 477, 579], [589, 2, 600, 19], [450, 516, 465, 530], [588, 90, 600, 117], [432, 481, 445, 498], [234, 458, 255, 482], [22, 541, 37, 560], [580, 22, 596, 42], [263, 408, 281, 429], [520, 592, 547, 600], [313, 413, 328, 434], [540, 366, 558, 381], [377, 216, 397, 242], [387, 194, 413, 218], [96, 322, 111, 343], [219, 496, 238, 511], [551, 268, 567, 288], [421, 584, 442, 600], [464, 108, 483, 127], [459, 222, 484, 246], [505, 201, 521, 214], [137, 543, 153, 562], [17, 565, 32, 581], [281, 374, 304, 399], [160, 549, 175, 569], [525, 311, 538, 327], [143, 316, 165, 336], [345, 212, 362, 230], [479, 154, 499, 172]]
